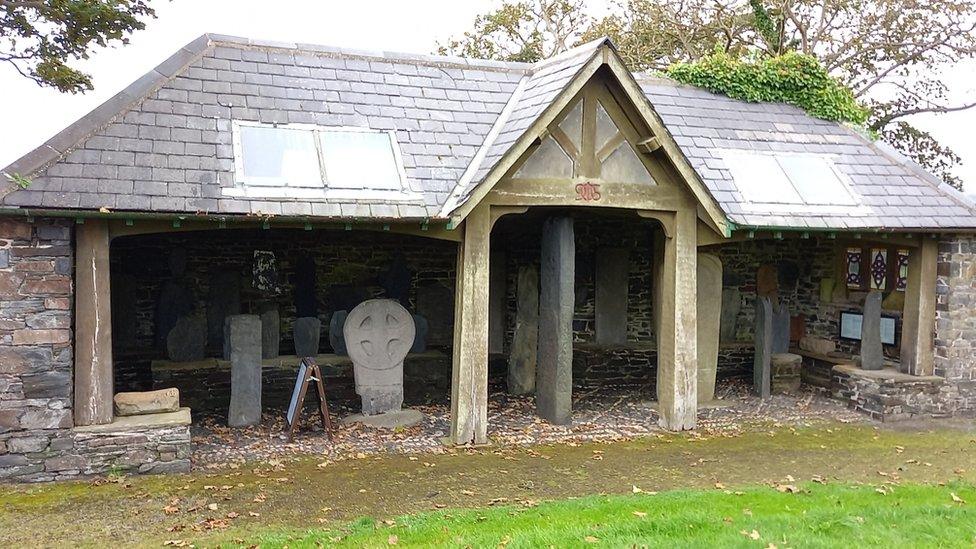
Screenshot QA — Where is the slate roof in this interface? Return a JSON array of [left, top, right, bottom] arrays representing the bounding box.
[[2, 33, 975, 231]]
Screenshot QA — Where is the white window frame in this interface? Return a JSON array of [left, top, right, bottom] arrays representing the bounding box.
[[228, 120, 420, 201]]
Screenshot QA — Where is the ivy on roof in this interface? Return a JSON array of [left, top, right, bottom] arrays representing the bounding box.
[[666, 50, 869, 127]]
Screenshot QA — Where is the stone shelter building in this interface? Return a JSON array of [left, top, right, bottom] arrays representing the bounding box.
[[2, 34, 976, 481]]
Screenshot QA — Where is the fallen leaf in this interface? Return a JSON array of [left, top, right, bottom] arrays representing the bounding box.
[[715, 482, 726, 490], [584, 535, 600, 543], [632, 485, 643, 494], [951, 493, 966, 504], [388, 534, 399, 545], [207, 503, 218, 511], [633, 511, 647, 518], [740, 529, 761, 540]]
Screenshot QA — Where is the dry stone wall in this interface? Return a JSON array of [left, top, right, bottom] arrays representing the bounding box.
[[934, 236, 976, 413]]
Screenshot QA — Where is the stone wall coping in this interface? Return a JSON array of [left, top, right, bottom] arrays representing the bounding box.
[[832, 364, 944, 384], [149, 351, 448, 373], [571, 341, 755, 352], [794, 348, 856, 366], [73, 407, 191, 433]]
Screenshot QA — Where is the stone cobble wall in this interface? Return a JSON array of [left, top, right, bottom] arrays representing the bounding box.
[[0, 218, 74, 441], [572, 344, 754, 389], [934, 236, 976, 412], [831, 368, 959, 421]]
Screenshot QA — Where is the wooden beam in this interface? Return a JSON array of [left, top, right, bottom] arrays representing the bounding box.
[[74, 219, 114, 426], [449, 205, 492, 445]]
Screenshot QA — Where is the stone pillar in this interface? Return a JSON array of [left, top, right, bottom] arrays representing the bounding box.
[[595, 248, 628, 345], [696, 253, 722, 403], [860, 290, 884, 371], [488, 249, 507, 355], [654, 209, 698, 430], [260, 307, 280, 359], [537, 216, 574, 425], [900, 239, 937, 375], [508, 265, 539, 395], [226, 314, 262, 427], [449, 206, 491, 445], [74, 220, 113, 426], [753, 296, 772, 399]]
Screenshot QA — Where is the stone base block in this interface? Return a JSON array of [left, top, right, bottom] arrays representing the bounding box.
[[771, 353, 802, 394], [341, 409, 423, 429], [114, 388, 180, 416]]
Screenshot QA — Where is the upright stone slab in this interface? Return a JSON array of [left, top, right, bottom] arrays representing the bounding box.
[[293, 316, 321, 357], [329, 310, 348, 355], [293, 255, 318, 318], [860, 290, 884, 371], [260, 307, 280, 359], [416, 283, 454, 346], [537, 217, 574, 425], [226, 314, 262, 427], [381, 252, 412, 304], [770, 301, 791, 354], [696, 253, 722, 402], [344, 299, 415, 415], [411, 314, 429, 353], [207, 270, 241, 351], [508, 265, 539, 395], [166, 314, 206, 362], [753, 296, 772, 399], [719, 288, 740, 342], [595, 248, 629, 345], [488, 250, 507, 355]]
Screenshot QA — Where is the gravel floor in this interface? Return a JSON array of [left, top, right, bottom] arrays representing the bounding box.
[[190, 380, 865, 468]]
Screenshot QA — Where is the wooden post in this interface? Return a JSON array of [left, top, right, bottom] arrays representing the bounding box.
[[449, 205, 492, 444], [900, 238, 937, 376], [74, 220, 113, 426], [653, 208, 698, 430]]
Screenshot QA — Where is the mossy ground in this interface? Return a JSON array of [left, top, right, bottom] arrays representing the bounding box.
[[2, 420, 976, 547]]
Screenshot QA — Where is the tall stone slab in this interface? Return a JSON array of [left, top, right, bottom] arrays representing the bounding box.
[[537, 217, 574, 425], [595, 248, 629, 345], [488, 250, 507, 355], [293, 316, 321, 357], [207, 270, 241, 351], [770, 300, 791, 354], [860, 290, 884, 371], [753, 296, 772, 399], [508, 265, 539, 395], [719, 288, 740, 342], [696, 253, 722, 403], [260, 307, 280, 359], [226, 314, 262, 427]]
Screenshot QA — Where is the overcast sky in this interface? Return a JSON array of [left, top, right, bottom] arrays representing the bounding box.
[[2, 0, 974, 190]]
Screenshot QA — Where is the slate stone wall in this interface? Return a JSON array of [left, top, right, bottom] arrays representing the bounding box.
[[934, 236, 976, 412]]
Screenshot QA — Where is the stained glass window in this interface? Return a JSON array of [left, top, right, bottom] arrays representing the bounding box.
[[846, 247, 862, 289], [897, 249, 910, 291], [869, 248, 887, 290]]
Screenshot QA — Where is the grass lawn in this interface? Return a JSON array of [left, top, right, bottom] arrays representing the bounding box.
[[258, 482, 976, 548]]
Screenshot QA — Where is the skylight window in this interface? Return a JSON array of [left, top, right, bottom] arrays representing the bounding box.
[[232, 121, 410, 198], [720, 150, 856, 206]]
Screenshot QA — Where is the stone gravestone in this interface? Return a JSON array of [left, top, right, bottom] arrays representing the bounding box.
[[488, 250, 507, 355], [508, 265, 539, 395], [329, 310, 348, 355], [155, 249, 194, 351], [166, 314, 206, 362], [697, 253, 722, 403], [259, 307, 280, 359], [411, 314, 429, 353], [252, 250, 281, 295], [226, 314, 262, 427], [860, 290, 884, 371], [753, 296, 773, 399], [293, 255, 318, 318], [770, 300, 791, 354], [344, 299, 416, 415], [595, 248, 629, 345], [719, 288, 741, 342], [207, 270, 241, 352], [416, 283, 454, 346], [537, 217, 574, 425], [293, 317, 321, 358]]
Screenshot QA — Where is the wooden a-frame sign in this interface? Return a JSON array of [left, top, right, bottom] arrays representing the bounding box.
[[286, 357, 333, 441]]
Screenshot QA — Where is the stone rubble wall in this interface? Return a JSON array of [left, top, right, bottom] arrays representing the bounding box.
[[934, 236, 976, 412], [830, 368, 958, 421]]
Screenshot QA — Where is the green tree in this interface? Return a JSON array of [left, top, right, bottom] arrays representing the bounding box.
[[0, 0, 155, 93], [442, 0, 976, 188]]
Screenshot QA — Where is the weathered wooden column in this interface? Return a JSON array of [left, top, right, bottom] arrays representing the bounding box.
[[74, 219, 114, 426], [537, 216, 574, 425], [652, 209, 698, 430], [900, 238, 937, 376], [449, 206, 491, 444]]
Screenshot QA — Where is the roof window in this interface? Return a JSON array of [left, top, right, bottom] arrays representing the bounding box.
[[720, 150, 857, 206]]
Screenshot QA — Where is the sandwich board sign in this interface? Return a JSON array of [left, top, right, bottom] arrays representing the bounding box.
[[285, 357, 333, 441]]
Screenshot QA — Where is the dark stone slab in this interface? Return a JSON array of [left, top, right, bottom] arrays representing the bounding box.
[[720, 288, 741, 342], [753, 296, 772, 399], [416, 282, 454, 347], [260, 307, 280, 359], [508, 264, 538, 395], [411, 314, 429, 353], [537, 216, 574, 425], [293, 316, 321, 358], [381, 252, 413, 304], [226, 314, 262, 427], [771, 300, 791, 354], [111, 273, 139, 348], [293, 254, 318, 318], [595, 248, 628, 345], [207, 270, 241, 351], [154, 282, 194, 351], [329, 310, 348, 355], [488, 250, 506, 354], [166, 315, 206, 362], [860, 290, 884, 371]]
